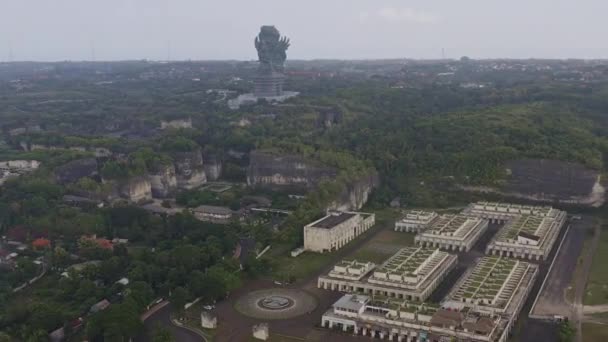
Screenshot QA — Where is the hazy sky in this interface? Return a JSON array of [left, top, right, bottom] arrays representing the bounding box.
[[1, 0, 607, 61]]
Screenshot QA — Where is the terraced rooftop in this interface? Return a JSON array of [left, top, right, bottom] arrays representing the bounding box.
[[366, 295, 440, 316], [471, 201, 553, 216], [497, 215, 544, 241], [449, 256, 530, 309], [400, 210, 437, 221], [423, 214, 481, 237], [371, 247, 449, 284], [329, 259, 376, 280]]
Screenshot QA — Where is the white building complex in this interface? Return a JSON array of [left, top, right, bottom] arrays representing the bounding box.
[[485, 209, 566, 261], [322, 256, 538, 342], [394, 210, 438, 233], [414, 214, 488, 252], [464, 202, 557, 223], [304, 211, 375, 253], [322, 293, 511, 342], [318, 247, 457, 302]]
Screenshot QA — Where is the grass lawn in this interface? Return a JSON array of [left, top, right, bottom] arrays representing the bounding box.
[[265, 208, 405, 282], [349, 248, 392, 263], [584, 227, 608, 305], [591, 312, 608, 321], [371, 229, 415, 246], [583, 322, 608, 342], [268, 250, 334, 282], [349, 230, 415, 263]]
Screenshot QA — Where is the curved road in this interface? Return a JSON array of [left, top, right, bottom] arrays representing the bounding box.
[[136, 303, 205, 342]]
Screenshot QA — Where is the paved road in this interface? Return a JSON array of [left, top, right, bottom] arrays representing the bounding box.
[[531, 222, 586, 318], [584, 304, 608, 314], [514, 215, 575, 342], [135, 303, 205, 342], [574, 221, 601, 342]]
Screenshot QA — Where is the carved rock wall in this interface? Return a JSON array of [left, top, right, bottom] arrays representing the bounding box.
[[329, 172, 380, 211], [174, 149, 207, 190], [203, 155, 222, 181], [55, 158, 98, 184], [119, 176, 152, 202], [247, 151, 337, 189], [148, 164, 178, 198]]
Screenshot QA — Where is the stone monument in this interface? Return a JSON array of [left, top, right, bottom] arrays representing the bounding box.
[[201, 311, 217, 329], [254, 26, 290, 98], [228, 25, 298, 109], [252, 323, 269, 340]]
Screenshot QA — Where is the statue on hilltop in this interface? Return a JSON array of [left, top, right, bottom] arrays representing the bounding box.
[[254, 26, 290, 73]]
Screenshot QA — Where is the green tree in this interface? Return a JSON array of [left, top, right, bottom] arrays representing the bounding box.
[[50, 246, 70, 269], [558, 321, 575, 342], [170, 286, 190, 318], [152, 326, 175, 342]]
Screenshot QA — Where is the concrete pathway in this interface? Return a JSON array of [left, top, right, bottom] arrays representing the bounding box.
[[583, 304, 608, 314]]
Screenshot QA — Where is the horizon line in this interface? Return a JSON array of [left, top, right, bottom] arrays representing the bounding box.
[[3, 57, 608, 64]]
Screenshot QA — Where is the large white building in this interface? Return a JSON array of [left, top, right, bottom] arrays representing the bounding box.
[[304, 211, 375, 253], [442, 256, 538, 320], [394, 210, 438, 233], [318, 247, 457, 302], [322, 294, 511, 342], [414, 214, 488, 252], [464, 202, 557, 223], [485, 209, 566, 261], [321, 256, 539, 342]]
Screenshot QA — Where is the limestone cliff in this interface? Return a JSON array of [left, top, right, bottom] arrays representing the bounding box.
[[119, 176, 152, 202], [328, 172, 380, 211], [247, 151, 337, 189], [203, 154, 222, 181], [148, 164, 178, 198], [459, 158, 605, 207], [173, 149, 207, 190], [160, 118, 192, 130], [55, 158, 99, 184]]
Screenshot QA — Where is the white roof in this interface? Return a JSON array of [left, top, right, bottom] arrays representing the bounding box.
[[333, 294, 369, 311], [116, 277, 129, 285]]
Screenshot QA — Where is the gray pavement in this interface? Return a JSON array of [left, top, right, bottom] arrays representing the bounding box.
[[135, 303, 205, 342], [531, 220, 587, 318]]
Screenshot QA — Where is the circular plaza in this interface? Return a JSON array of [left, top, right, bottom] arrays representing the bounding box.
[[234, 288, 318, 319]]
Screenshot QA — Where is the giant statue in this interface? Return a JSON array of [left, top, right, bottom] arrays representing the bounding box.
[[254, 26, 290, 73], [253, 26, 290, 98]]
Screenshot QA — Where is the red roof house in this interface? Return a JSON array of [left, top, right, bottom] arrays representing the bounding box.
[[32, 238, 51, 249]]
